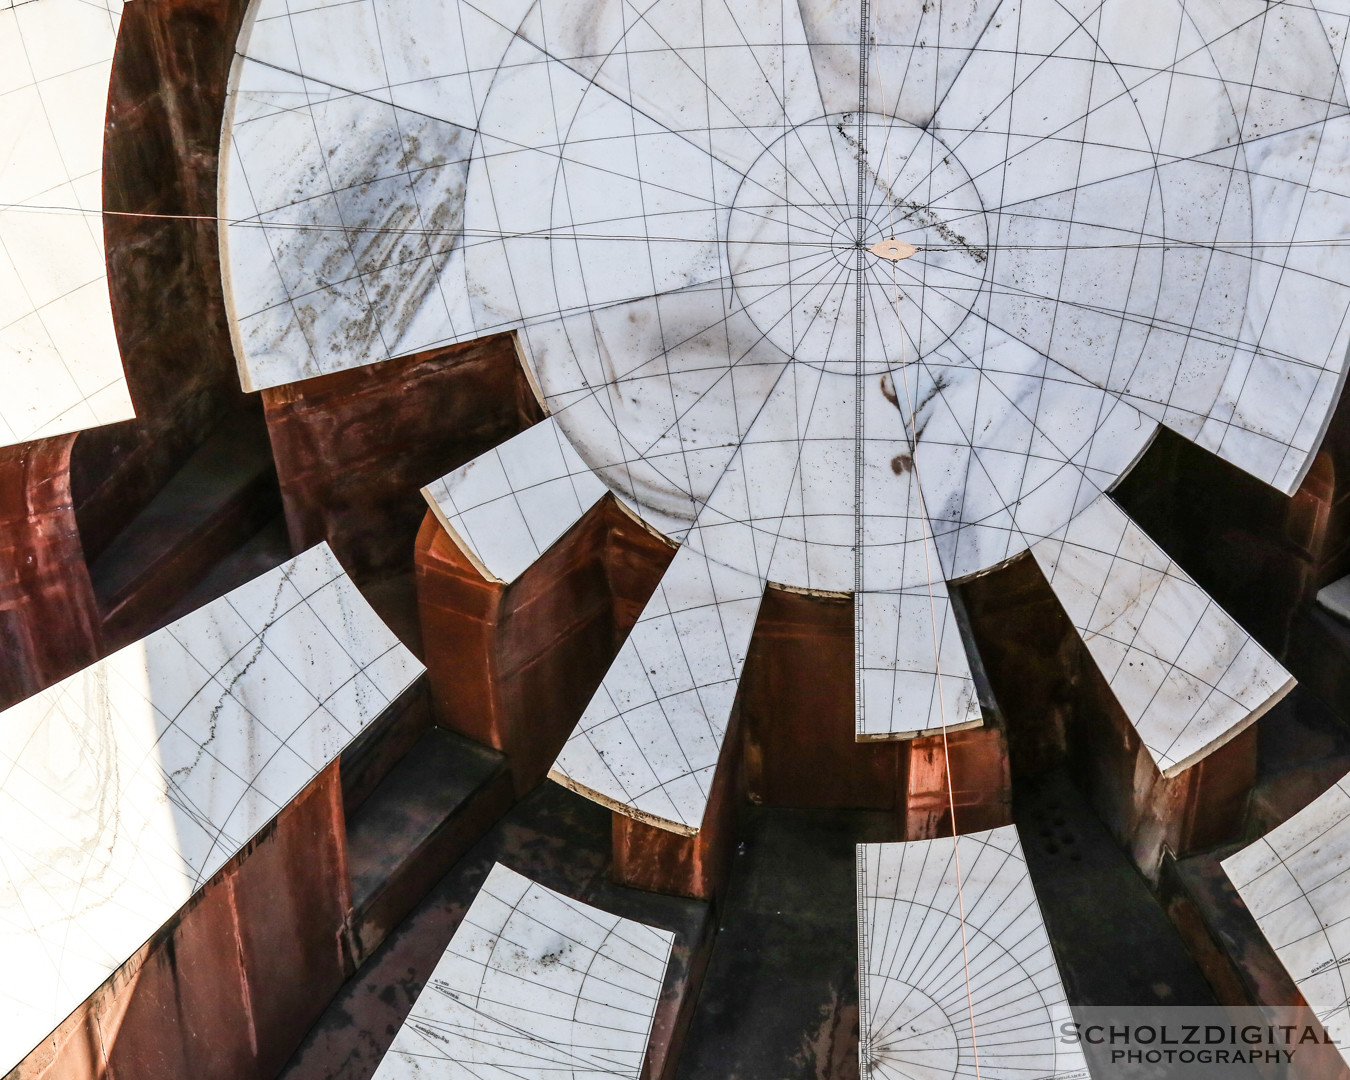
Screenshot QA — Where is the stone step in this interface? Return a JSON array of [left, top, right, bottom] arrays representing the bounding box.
[[343, 725, 513, 967], [90, 409, 282, 646], [281, 782, 713, 1080]]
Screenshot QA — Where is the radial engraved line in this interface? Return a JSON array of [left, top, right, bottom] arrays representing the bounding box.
[[854, 0, 871, 738]]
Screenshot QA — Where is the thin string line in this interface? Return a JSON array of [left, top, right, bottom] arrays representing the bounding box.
[[871, 22, 983, 1080], [8, 202, 1350, 252]]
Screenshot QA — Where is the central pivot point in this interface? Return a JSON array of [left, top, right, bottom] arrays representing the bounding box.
[[869, 238, 917, 262]]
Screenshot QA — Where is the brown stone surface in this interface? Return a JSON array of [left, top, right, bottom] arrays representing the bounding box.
[[344, 727, 515, 967], [416, 498, 675, 793], [261, 336, 545, 580], [957, 555, 1078, 779], [13, 765, 350, 1080], [1072, 691, 1258, 881], [610, 704, 743, 902], [0, 436, 102, 709], [960, 551, 1255, 880], [902, 724, 1013, 840], [90, 411, 283, 649], [72, 0, 255, 563], [741, 588, 900, 810], [643, 900, 715, 1080]]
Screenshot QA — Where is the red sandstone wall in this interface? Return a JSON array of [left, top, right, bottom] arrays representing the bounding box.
[[262, 336, 545, 581], [14, 765, 351, 1080], [416, 498, 676, 793], [959, 552, 1255, 881], [73, 0, 255, 561], [0, 437, 102, 709]]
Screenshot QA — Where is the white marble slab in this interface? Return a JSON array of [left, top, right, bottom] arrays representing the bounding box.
[[1031, 494, 1293, 777], [223, 0, 1349, 824], [0, 0, 134, 447], [423, 415, 610, 584], [0, 543, 423, 1075], [858, 827, 1089, 1079], [858, 589, 981, 740], [550, 541, 765, 835], [370, 862, 673, 1080], [1224, 771, 1350, 1065]]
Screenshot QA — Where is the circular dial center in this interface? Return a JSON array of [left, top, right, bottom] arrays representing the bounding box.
[[726, 112, 990, 375]]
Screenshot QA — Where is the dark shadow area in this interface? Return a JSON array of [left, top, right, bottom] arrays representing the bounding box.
[[75, 0, 256, 578], [1017, 768, 1219, 1008], [83, 404, 287, 647], [278, 781, 709, 1080], [676, 808, 893, 1080]]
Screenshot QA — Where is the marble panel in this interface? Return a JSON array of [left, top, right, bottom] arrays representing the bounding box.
[[1224, 773, 1350, 1065], [423, 415, 609, 584], [370, 862, 672, 1080], [1031, 494, 1293, 777], [858, 827, 1089, 1079], [0, 0, 133, 447], [0, 543, 423, 1074]]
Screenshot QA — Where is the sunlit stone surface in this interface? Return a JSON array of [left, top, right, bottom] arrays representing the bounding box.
[[0, 0, 134, 447], [0, 544, 423, 1074]]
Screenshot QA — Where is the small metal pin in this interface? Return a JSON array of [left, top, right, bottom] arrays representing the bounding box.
[[869, 238, 917, 261]]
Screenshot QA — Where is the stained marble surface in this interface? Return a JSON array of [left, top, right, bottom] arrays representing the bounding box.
[[222, 0, 1339, 827], [369, 861, 673, 1080], [1224, 772, 1350, 1064], [1032, 494, 1294, 777], [858, 827, 1089, 1079], [0, 543, 423, 1075], [550, 541, 764, 834], [0, 0, 134, 447]]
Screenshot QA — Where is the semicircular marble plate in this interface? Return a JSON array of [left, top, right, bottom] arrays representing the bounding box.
[[858, 826, 1090, 1079], [220, 0, 1337, 831]]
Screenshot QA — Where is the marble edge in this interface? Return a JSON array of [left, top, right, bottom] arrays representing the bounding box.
[[418, 482, 506, 583], [855, 712, 984, 743], [218, 45, 260, 395], [1157, 672, 1296, 780], [545, 766, 700, 837]]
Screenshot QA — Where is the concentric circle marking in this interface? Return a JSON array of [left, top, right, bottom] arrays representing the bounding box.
[[727, 112, 990, 375]]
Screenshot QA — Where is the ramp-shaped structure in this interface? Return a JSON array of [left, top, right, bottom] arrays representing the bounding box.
[[0, 543, 423, 1074], [370, 861, 673, 1079], [857, 827, 1089, 1079], [1032, 494, 1294, 777]]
